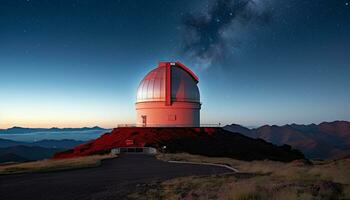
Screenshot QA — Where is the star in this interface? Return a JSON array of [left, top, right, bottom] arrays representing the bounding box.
[[346, 2, 349, 6]]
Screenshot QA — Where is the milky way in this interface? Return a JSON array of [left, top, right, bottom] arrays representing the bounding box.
[[181, 0, 272, 69]]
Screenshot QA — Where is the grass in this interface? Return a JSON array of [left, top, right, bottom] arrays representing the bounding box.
[[0, 154, 116, 175], [128, 153, 350, 200]]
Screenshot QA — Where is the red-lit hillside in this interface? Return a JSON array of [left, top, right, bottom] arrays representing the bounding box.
[[53, 127, 304, 162]]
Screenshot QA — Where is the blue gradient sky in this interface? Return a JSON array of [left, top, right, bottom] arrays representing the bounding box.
[[0, 0, 349, 128]]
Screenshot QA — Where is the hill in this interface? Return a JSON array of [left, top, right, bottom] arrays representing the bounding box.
[[54, 127, 304, 162], [0, 145, 63, 161], [0, 126, 108, 143], [0, 138, 27, 147], [0, 126, 107, 134], [0, 138, 84, 148], [0, 153, 28, 163], [0, 138, 85, 163], [224, 121, 350, 159], [31, 139, 85, 149]]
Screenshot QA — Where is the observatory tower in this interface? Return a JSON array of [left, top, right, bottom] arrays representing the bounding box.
[[135, 62, 201, 127]]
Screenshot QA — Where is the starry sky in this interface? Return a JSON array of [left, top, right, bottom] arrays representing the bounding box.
[[0, 0, 349, 128]]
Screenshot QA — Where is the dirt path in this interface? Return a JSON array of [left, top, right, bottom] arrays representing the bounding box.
[[0, 154, 232, 200]]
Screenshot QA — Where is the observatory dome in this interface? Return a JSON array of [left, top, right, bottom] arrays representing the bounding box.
[[135, 62, 201, 127], [136, 62, 200, 103]]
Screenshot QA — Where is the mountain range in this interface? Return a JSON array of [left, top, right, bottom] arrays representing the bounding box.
[[0, 138, 86, 163], [0, 126, 106, 134], [0, 126, 109, 143], [224, 121, 350, 159], [0, 126, 109, 163], [0, 146, 64, 163], [1, 121, 349, 162], [0, 138, 85, 148]]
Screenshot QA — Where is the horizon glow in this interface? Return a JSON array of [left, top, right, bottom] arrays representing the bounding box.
[[0, 0, 349, 129]]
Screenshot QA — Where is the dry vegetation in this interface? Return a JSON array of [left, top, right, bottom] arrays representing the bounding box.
[[129, 153, 350, 200], [0, 154, 116, 175]]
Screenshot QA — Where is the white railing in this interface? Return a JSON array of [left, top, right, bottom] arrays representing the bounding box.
[[117, 123, 222, 128]]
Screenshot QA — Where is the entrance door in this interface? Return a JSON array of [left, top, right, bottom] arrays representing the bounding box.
[[141, 115, 147, 127]]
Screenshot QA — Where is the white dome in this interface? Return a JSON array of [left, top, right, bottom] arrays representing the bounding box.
[[136, 62, 200, 103]]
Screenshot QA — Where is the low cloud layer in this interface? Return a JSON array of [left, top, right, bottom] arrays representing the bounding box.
[[181, 0, 272, 69]]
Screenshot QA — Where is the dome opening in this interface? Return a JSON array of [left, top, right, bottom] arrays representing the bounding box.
[[135, 61, 201, 127], [136, 62, 200, 103]]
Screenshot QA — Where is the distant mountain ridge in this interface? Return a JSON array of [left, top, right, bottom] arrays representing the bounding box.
[[0, 153, 28, 163], [0, 126, 108, 163], [0, 138, 86, 163], [0, 126, 107, 134], [0, 145, 63, 161], [0, 138, 85, 149], [224, 121, 350, 159]]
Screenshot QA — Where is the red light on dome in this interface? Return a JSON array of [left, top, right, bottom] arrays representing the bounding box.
[[135, 61, 201, 127]]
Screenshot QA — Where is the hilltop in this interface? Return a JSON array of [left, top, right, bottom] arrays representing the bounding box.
[[54, 127, 304, 162]]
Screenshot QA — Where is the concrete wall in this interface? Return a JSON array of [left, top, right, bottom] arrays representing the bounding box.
[[111, 147, 157, 155]]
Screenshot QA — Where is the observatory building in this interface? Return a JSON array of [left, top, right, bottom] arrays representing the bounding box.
[[135, 62, 201, 127]]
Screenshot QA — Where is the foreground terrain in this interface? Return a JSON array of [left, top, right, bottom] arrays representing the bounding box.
[[1, 153, 349, 200], [129, 153, 350, 200], [0, 154, 231, 200], [0, 154, 114, 174]]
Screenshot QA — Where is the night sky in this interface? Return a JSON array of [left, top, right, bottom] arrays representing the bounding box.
[[1, 0, 349, 128]]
